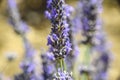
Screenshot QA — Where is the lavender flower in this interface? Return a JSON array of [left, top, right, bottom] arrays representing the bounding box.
[[63, 5, 80, 71], [77, 0, 102, 45], [74, 1, 111, 80], [14, 60, 36, 80], [92, 31, 112, 80], [45, 0, 74, 79], [76, 0, 112, 80], [75, 0, 99, 76], [88, 0, 112, 79], [45, 0, 72, 59], [14, 38, 36, 80], [73, 2, 83, 32], [8, 0, 28, 34], [41, 52, 56, 80], [53, 69, 73, 80], [14, 37, 36, 80], [7, 0, 36, 80]]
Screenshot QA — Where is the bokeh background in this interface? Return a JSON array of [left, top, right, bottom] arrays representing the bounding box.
[[0, 0, 120, 80]]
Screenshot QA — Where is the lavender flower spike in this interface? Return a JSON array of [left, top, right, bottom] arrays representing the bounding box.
[[7, 0, 36, 80], [45, 0, 73, 79], [41, 52, 56, 80], [14, 38, 36, 80], [54, 69, 73, 80], [45, 0, 72, 59], [8, 0, 28, 34]]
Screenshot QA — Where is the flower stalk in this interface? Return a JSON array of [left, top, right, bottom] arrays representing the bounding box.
[[7, 0, 36, 80], [75, 0, 103, 79], [45, 0, 73, 79]]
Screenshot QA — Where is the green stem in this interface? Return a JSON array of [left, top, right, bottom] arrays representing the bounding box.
[[85, 45, 91, 65], [56, 59, 59, 72], [81, 74, 88, 80], [56, 58, 67, 72], [81, 45, 91, 80], [60, 59, 63, 71], [62, 59, 67, 71]]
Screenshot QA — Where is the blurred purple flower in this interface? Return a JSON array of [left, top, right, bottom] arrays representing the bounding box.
[[41, 52, 56, 80], [74, 0, 112, 80], [7, 0, 36, 80], [23, 37, 35, 58], [7, 0, 16, 9], [20, 61, 35, 73], [7, 0, 29, 34]]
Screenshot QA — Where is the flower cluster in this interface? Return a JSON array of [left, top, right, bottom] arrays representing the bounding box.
[[78, 0, 99, 45], [53, 69, 73, 80], [64, 5, 80, 70], [45, 0, 72, 59], [41, 52, 56, 80], [45, 0, 74, 79], [7, 0, 36, 80], [15, 61, 36, 80], [8, 0, 28, 35], [76, 0, 112, 80], [92, 27, 112, 80], [75, 1, 99, 76]]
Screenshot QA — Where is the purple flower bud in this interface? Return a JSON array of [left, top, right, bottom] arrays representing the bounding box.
[[52, 33, 59, 41], [45, 11, 51, 19], [47, 35, 54, 45], [64, 5, 74, 17]]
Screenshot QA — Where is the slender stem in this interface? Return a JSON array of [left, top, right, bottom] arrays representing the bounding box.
[[85, 45, 91, 65], [56, 59, 59, 72], [81, 45, 91, 80], [56, 58, 63, 71], [62, 59, 66, 71], [56, 58, 67, 73], [81, 74, 88, 80], [60, 59, 63, 71]]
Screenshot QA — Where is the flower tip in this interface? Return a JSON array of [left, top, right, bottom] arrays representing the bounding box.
[[45, 11, 51, 19]]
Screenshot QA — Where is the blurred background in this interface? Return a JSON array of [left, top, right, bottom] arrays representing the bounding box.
[[0, 0, 120, 80]]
